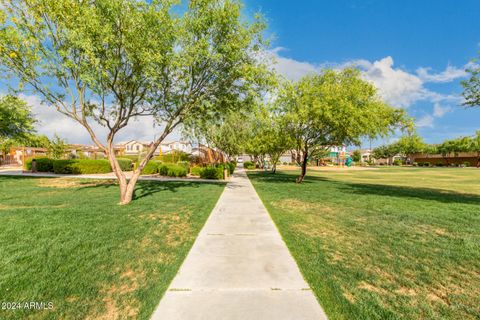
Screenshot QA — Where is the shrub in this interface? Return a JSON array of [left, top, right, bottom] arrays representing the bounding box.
[[158, 163, 187, 177], [244, 161, 255, 169], [120, 154, 140, 164], [393, 159, 403, 166], [26, 157, 54, 172], [116, 158, 133, 171], [190, 166, 203, 176], [226, 161, 236, 174], [52, 159, 112, 174], [167, 164, 187, 177], [75, 159, 112, 174], [436, 162, 444, 167], [141, 161, 161, 175], [156, 151, 191, 163], [464, 161, 470, 167], [177, 161, 190, 171], [200, 166, 224, 180], [413, 162, 418, 167]]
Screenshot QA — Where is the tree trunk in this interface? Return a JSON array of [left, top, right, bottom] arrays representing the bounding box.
[[296, 148, 308, 183]]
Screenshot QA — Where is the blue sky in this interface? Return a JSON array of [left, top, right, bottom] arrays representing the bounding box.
[[245, 0, 480, 145], [2, 0, 479, 146]]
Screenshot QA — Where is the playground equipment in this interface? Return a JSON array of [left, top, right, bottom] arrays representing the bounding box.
[[345, 156, 353, 167]]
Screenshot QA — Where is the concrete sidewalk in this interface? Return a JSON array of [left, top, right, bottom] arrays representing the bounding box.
[[151, 168, 327, 320]]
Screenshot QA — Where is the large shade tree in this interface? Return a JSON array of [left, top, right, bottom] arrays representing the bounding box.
[[278, 69, 407, 183], [0, 95, 35, 140], [0, 0, 268, 204], [395, 133, 425, 163], [462, 58, 480, 107]]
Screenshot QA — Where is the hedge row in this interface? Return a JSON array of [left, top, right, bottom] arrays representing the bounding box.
[[25, 158, 133, 174], [244, 161, 255, 169], [140, 161, 187, 177], [190, 161, 236, 180]]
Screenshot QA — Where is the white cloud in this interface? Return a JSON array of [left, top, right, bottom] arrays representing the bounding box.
[[416, 65, 467, 83], [269, 48, 321, 81], [416, 114, 434, 128], [432, 102, 452, 118], [271, 51, 465, 111], [19, 94, 180, 145], [358, 56, 424, 108]]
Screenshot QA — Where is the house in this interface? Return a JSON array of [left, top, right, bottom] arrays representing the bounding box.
[[120, 140, 152, 155], [158, 141, 192, 155], [117, 140, 193, 156]]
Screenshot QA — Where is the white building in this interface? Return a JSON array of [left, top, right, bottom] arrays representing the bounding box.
[[118, 140, 192, 156], [158, 141, 192, 155]]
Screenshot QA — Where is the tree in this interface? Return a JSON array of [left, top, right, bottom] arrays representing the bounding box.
[[0, 95, 36, 140], [372, 144, 400, 165], [462, 59, 480, 107], [47, 134, 67, 160], [351, 150, 361, 162], [469, 131, 480, 167], [395, 133, 425, 163], [437, 139, 456, 165], [196, 111, 250, 161], [257, 105, 294, 173], [278, 69, 407, 183], [1, 0, 267, 204]]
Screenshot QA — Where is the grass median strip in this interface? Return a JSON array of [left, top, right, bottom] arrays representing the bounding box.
[[248, 167, 480, 320], [0, 176, 224, 320]]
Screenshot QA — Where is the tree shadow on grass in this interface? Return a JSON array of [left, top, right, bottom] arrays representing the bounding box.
[[337, 182, 480, 206], [132, 181, 224, 200], [76, 179, 225, 201], [247, 171, 480, 206], [246, 171, 328, 184]]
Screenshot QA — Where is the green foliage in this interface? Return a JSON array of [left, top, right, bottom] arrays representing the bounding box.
[[352, 150, 362, 162], [278, 68, 408, 181], [190, 166, 203, 176], [176, 161, 190, 171], [141, 161, 161, 175], [25, 157, 54, 172], [47, 134, 67, 160], [462, 59, 480, 107], [393, 159, 403, 166], [395, 133, 425, 156], [119, 155, 141, 164], [199, 166, 224, 180], [372, 144, 400, 160], [156, 151, 191, 164], [116, 158, 133, 171], [226, 161, 237, 174], [158, 163, 187, 177], [0, 95, 36, 140], [244, 161, 255, 169], [53, 159, 111, 174], [0, 0, 270, 202]]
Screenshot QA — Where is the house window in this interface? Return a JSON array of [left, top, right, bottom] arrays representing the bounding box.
[[136, 145, 140, 151]]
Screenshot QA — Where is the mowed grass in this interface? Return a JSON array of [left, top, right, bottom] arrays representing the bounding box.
[[248, 167, 480, 320], [0, 176, 224, 320]]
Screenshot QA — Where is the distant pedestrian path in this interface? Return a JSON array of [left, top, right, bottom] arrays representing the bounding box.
[[150, 167, 327, 320]]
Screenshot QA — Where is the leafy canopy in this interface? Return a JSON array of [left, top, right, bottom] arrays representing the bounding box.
[[279, 68, 407, 153], [0, 95, 36, 140]]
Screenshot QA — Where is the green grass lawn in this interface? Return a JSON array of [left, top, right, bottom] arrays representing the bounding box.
[[0, 176, 224, 320], [248, 167, 480, 320]]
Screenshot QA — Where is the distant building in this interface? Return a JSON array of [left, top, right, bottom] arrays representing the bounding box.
[[118, 140, 193, 156]]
